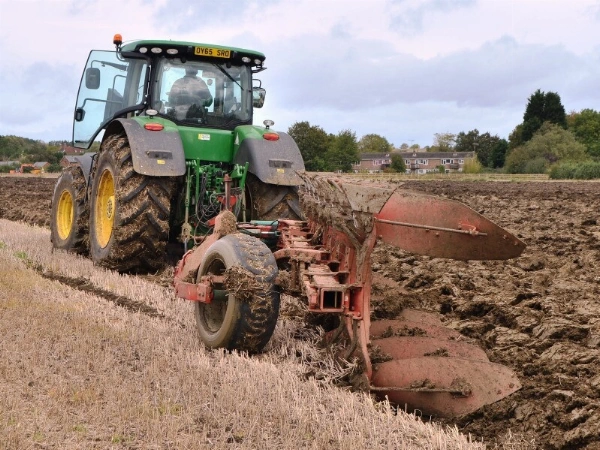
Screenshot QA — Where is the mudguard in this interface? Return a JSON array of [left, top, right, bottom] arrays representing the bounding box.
[[72, 152, 96, 186], [105, 119, 186, 177], [233, 131, 305, 186]]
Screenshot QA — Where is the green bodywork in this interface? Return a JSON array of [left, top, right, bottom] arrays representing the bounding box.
[[127, 117, 273, 167], [73, 38, 303, 247]]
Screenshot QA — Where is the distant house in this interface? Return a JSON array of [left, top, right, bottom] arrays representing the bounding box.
[[402, 152, 475, 174], [353, 151, 476, 174], [352, 153, 392, 173]]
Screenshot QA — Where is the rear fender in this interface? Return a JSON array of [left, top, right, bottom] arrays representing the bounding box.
[[104, 118, 186, 177], [233, 127, 305, 186]]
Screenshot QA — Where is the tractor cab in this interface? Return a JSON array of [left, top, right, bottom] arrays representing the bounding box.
[[73, 35, 267, 148]]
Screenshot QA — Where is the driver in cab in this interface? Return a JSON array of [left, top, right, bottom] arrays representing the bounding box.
[[168, 67, 213, 119]]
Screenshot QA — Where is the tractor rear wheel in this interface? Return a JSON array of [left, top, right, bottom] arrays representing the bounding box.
[[89, 133, 175, 272], [50, 165, 88, 254], [194, 233, 280, 353], [245, 173, 303, 221]]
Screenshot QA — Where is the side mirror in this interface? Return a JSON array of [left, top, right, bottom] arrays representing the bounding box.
[[252, 87, 266, 108], [74, 107, 85, 122], [85, 68, 101, 89]]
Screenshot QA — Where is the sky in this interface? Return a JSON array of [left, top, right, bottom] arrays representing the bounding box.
[[0, 0, 599, 148]]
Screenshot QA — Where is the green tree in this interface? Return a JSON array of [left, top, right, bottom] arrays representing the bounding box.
[[544, 92, 568, 128], [288, 121, 331, 171], [521, 89, 545, 143], [521, 89, 567, 142], [463, 157, 483, 174], [47, 163, 63, 173], [431, 132, 456, 151], [0, 135, 49, 162], [490, 139, 509, 168], [454, 129, 479, 153], [325, 129, 359, 172], [567, 109, 600, 158], [505, 123, 588, 173], [508, 124, 524, 150], [0, 135, 27, 160], [455, 129, 508, 168], [390, 153, 406, 172], [357, 134, 392, 154]]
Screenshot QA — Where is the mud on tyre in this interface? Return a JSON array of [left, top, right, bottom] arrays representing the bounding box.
[[50, 165, 89, 254], [89, 133, 176, 272], [245, 173, 303, 221], [194, 233, 280, 353]]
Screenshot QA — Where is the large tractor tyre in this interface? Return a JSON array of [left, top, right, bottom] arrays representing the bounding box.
[[194, 233, 280, 353], [89, 134, 176, 272], [245, 173, 303, 221], [50, 166, 89, 254]]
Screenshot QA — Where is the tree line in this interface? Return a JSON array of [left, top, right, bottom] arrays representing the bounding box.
[[2, 90, 599, 177], [288, 90, 600, 177], [0, 137, 68, 173]]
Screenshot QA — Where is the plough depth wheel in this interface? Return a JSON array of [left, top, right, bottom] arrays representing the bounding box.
[[194, 233, 280, 353]]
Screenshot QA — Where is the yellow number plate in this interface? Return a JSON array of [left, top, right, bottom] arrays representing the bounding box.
[[194, 47, 231, 58]]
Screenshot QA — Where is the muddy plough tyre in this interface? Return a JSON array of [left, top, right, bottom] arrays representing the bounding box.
[[245, 173, 303, 221], [89, 133, 175, 272], [194, 233, 280, 353], [50, 165, 89, 254]]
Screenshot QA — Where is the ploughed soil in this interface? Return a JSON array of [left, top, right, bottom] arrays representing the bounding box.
[[1, 175, 599, 449], [0, 176, 55, 227]]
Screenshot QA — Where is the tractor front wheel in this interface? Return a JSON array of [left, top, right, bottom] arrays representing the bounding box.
[[194, 233, 280, 353], [50, 165, 88, 254], [88, 134, 175, 272]]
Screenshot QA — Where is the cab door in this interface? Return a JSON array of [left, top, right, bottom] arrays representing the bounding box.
[[72, 50, 148, 148]]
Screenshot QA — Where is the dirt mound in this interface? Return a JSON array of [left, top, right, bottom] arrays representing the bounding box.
[[2, 175, 599, 448]]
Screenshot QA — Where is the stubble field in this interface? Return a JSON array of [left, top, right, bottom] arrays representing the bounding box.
[[1, 175, 599, 449]]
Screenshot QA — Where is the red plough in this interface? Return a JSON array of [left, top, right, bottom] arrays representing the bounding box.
[[175, 173, 526, 417]]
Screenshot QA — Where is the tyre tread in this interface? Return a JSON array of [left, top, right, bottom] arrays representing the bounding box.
[[50, 165, 89, 254], [90, 133, 177, 272]]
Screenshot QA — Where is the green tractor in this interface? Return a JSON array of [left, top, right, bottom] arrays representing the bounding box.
[[50, 34, 304, 271]]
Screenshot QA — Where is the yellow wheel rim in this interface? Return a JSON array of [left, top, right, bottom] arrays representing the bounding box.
[[56, 190, 74, 241], [95, 169, 116, 248]]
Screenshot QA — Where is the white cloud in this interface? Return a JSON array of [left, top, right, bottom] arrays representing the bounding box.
[[0, 0, 598, 145]]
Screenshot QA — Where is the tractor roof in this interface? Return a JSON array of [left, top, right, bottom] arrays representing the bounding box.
[[121, 39, 265, 64]]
